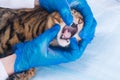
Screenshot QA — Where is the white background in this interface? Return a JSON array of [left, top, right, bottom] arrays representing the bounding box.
[[32, 0, 120, 80]]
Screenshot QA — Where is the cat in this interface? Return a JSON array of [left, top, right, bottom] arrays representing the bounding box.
[[0, 6, 84, 80]]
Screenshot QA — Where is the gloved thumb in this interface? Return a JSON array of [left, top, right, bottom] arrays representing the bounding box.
[[58, 2, 73, 26], [42, 24, 60, 45]]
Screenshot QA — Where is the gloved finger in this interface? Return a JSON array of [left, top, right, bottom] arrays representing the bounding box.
[[78, 18, 97, 51], [58, 0, 73, 26], [69, 37, 79, 50], [81, 18, 97, 43], [66, 37, 83, 60], [75, 1, 94, 39], [49, 37, 80, 61], [78, 40, 88, 54], [49, 37, 79, 54], [41, 24, 60, 45]]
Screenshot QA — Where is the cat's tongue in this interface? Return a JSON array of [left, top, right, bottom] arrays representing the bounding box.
[[61, 29, 71, 39], [61, 25, 77, 40]]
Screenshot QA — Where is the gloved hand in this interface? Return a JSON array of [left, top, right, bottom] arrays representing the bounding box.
[[12, 25, 78, 73], [13, 21, 96, 73], [13, 0, 97, 73], [39, 0, 97, 42]]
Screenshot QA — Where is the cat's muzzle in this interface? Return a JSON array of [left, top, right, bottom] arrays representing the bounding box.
[[57, 23, 79, 47]]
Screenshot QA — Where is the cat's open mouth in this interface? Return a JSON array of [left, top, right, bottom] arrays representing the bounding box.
[[56, 18, 83, 47], [60, 23, 78, 40]]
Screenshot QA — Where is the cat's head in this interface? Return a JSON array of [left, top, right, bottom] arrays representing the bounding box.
[[46, 9, 84, 47]]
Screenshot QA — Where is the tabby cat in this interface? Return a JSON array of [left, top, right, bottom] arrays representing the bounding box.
[[0, 6, 84, 80]]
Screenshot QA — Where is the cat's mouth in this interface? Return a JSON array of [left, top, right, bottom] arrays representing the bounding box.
[[56, 18, 83, 47], [60, 23, 78, 40]]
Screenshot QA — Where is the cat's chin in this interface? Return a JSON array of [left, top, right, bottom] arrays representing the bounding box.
[[57, 37, 70, 47]]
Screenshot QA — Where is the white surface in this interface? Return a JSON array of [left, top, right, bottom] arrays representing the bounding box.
[[0, 61, 8, 80], [32, 0, 120, 80], [0, 0, 35, 9]]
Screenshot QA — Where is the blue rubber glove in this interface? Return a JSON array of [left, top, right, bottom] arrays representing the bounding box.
[[39, 0, 96, 42], [13, 20, 96, 73], [13, 0, 97, 73], [12, 24, 79, 73], [39, 0, 73, 26]]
